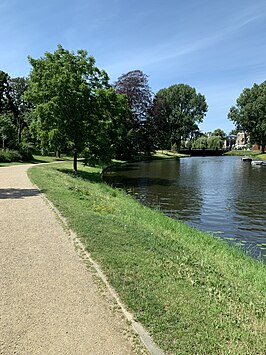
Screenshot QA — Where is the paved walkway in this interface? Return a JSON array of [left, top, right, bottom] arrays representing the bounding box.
[[0, 165, 140, 354]]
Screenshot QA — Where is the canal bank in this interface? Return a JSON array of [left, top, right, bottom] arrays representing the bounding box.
[[103, 156, 266, 260], [28, 161, 266, 354]]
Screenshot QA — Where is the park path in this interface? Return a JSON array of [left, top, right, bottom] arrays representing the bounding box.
[[0, 164, 140, 355]]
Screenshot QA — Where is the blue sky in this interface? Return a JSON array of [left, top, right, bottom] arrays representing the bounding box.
[[1, 0, 266, 133]]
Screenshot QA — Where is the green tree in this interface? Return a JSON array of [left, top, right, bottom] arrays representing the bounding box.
[[207, 135, 223, 149], [0, 112, 16, 149], [9, 77, 30, 144], [0, 73, 31, 147], [152, 84, 208, 151], [229, 129, 238, 136], [25, 45, 110, 172], [149, 94, 171, 149], [192, 135, 208, 149], [212, 128, 226, 139], [83, 87, 130, 164], [0, 70, 12, 113], [228, 81, 266, 153]]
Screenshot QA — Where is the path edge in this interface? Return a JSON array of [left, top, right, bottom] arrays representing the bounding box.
[[28, 167, 164, 355]]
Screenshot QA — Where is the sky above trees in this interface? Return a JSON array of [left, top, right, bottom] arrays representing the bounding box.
[[0, 0, 265, 133]]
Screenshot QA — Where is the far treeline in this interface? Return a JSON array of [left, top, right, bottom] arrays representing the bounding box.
[[1, 45, 265, 171]]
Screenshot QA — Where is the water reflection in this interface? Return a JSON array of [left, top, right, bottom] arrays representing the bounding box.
[[103, 157, 266, 261], [105, 160, 203, 220]]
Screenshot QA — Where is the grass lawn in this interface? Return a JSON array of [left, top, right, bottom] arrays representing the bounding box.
[[28, 162, 266, 354], [257, 153, 266, 161], [224, 150, 262, 157], [224, 150, 266, 162], [153, 150, 189, 159], [0, 154, 72, 167]]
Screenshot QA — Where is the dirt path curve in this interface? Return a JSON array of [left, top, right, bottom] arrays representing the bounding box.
[[0, 164, 141, 355]]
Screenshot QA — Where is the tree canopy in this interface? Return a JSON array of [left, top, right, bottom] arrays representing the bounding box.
[[152, 84, 208, 151], [25, 45, 116, 172], [114, 70, 152, 123], [113, 70, 154, 157], [212, 128, 226, 139], [0, 70, 11, 113], [0, 71, 31, 149], [0, 47, 221, 163], [228, 81, 266, 152]]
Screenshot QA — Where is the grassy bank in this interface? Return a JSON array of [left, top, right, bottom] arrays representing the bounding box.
[[257, 153, 266, 161], [224, 149, 262, 157], [28, 162, 266, 354], [153, 150, 189, 159], [224, 150, 266, 162], [0, 150, 183, 168], [0, 154, 72, 167]]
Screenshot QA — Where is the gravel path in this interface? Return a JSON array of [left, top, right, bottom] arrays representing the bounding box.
[[0, 164, 140, 355]]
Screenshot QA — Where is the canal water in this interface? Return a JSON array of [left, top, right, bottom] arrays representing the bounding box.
[[103, 156, 266, 261]]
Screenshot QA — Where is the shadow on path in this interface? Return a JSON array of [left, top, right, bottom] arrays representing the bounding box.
[[0, 188, 42, 200]]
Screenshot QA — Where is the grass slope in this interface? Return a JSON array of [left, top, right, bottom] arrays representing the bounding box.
[[28, 162, 266, 354], [224, 150, 262, 157]]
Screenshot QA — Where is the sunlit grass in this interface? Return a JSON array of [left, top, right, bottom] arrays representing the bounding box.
[[28, 162, 266, 354], [224, 150, 262, 156], [224, 150, 266, 162], [153, 150, 189, 158], [0, 154, 72, 167], [257, 153, 266, 161]]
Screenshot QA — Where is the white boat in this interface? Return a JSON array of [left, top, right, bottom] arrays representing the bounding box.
[[242, 156, 252, 162], [251, 160, 263, 166]]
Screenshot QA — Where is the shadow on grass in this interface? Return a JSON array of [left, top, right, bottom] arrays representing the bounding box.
[[0, 188, 45, 199], [29, 157, 72, 164], [57, 168, 102, 183]]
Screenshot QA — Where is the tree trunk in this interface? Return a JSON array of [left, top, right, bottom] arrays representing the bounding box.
[[18, 117, 22, 144], [261, 144, 265, 153], [73, 148, 78, 174], [176, 139, 181, 153], [18, 128, 22, 144]]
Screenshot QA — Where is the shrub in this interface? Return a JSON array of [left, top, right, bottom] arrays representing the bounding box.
[[0, 149, 22, 162], [19, 143, 34, 161]]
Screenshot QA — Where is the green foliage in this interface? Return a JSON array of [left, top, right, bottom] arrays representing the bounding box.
[[0, 149, 22, 162], [224, 150, 261, 157], [228, 81, 266, 152], [0, 73, 31, 147], [25, 45, 111, 172], [192, 134, 224, 149], [207, 135, 224, 149], [0, 112, 17, 149], [152, 84, 208, 151], [0, 71, 12, 113], [83, 87, 130, 164], [172, 143, 178, 152], [229, 129, 238, 135], [192, 135, 208, 149], [8, 77, 30, 144], [212, 128, 226, 139], [18, 142, 34, 161]]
